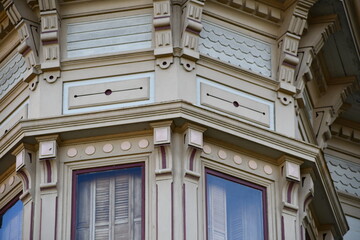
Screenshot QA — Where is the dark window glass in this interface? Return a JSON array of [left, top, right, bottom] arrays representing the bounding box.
[[0, 199, 23, 240], [206, 169, 267, 240], [73, 165, 143, 240]]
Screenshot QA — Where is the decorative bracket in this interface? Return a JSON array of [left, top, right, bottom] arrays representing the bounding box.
[[39, 4, 61, 83], [180, 0, 204, 71], [12, 143, 36, 201], [182, 123, 206, 178], [1, 0, 41, 82], [151, 121, 174, 175], [153, 0, 174, 69], [12, 143, 36, 240], [36, 135, 60, 189]]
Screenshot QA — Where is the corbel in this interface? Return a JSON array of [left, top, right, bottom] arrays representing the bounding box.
[[180, 0, 204, 71], [182, 123, 206, 179], [299, 168, 315, 240], [278, 155, 303, 240], [12, 143, 36, 240], [36, 134, 60, 189], [12, 143, 36, 202], [153, 0, 174, 69], [276, 0, 317, 105], [313, 78, 358, 148], [39, 0, 61, 83], [151, 121, 174, 176], [1, 0, 41, 83]]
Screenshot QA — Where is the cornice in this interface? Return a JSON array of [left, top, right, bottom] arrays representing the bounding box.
[[0, 100, 320, 161], [0, 99, 346, 236], [210, 0, 282, 23]]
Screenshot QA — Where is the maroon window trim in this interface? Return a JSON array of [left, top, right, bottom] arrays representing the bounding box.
[[0, 192, 22, 216], [205, 168, 268, 240], [71, 162, 145, 240]]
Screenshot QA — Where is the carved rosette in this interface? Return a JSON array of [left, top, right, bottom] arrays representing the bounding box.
[[180, 0, 204, 71], [153, 0, 174, 69]]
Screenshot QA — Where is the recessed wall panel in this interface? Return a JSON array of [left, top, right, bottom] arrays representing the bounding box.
[[66, 15, 152, 58], [63, 73, 154, 114], [198, 78, 274, 129]]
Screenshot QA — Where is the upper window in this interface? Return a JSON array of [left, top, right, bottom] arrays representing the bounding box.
[[0, 198, 23, 240], [72, 163, 144, 240], [206, 169, 267, 240]]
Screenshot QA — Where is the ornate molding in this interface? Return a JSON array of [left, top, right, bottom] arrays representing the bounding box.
[[153, 0, 174, 69], [39, 2, 61, 83], [214, 0, 282, 23], [182, 123, 205, 178], [180, 0, 204, 71], [1, 0, 40, 82], [12, 143, 36, 201], [277, 0, 318, 103]]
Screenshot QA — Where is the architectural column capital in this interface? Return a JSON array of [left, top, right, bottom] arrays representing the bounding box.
[[12, 143, 36, 201]]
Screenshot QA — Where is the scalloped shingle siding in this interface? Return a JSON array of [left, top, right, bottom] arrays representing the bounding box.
[[0, 53, 26, 98], [199, 21, 272, 77], [326, 154, 360, 197]]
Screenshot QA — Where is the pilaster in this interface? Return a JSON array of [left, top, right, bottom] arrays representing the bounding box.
[[12, 143, 36, 240], [36, 134, 60, 240], [181, 123, 205, 240], [151, 121, 174, 240]]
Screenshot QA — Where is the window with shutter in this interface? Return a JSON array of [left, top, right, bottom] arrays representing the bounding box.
[[73, 163, 144, 240], [206, 169, 267, 240]]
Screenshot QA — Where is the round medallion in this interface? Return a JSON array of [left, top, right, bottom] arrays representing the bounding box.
[[248, 160, 258, 170], [85, 145, 96, 155], [203, 145, 212, 154], [218, 150, 227, 160], [103, 144, 113, 153], [67, 148, 78, 158], [233, 155, 242, 165], [264, 165, 273, 175], [121, 141, 131, 151], [8, 176, 15, 186], [0, 184, 5, 194], [138, 139, 149, 149]]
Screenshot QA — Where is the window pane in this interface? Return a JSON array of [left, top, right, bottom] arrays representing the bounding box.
[[0, 199, 23, 240], [75, 166, 143, 240], [206, 171, 265, 240]]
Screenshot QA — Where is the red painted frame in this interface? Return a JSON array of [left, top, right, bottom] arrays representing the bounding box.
[[71, 162, 145, 240], [204, 168, 268, 240]]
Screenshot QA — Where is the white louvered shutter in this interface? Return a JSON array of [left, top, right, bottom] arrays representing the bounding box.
[[76, 180, 91, 240], [208, 184, 227, 240], [94, 178, 111, 240], [114, 175, 130, 239]]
